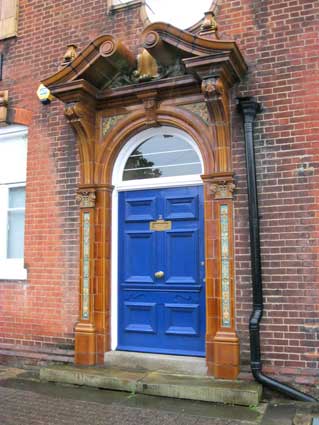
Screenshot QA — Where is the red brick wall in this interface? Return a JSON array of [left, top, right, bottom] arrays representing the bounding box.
[[0, 0, 144, 363], [0, 0, 318, 388], [215, 0, 319, 386]]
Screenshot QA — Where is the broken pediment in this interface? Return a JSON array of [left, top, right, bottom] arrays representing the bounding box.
[[42, 22, 247, 99], [43, 34, 136, 91]]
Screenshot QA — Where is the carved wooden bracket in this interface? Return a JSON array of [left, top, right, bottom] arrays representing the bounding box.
[[202, 172, 235, 199], [137, 91, 159, 126], [201, 77, 225, 127], [201, 78, 224, 103], [64, 101, 95, 185], [201, 77, 231, 172], [64, 101, 95, 133]]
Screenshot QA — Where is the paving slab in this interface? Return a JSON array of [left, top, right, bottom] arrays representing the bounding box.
[[0, 366, 26, 380], [0, 385, 258, 425], [0, 377, 266, 424], [261, 404, 296, 425], [293, 412, 313, 425]]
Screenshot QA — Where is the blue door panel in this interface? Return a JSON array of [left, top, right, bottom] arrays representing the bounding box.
[[124, 231, 155, 283], [165, 230, 198, 284], [118, 186, 205, 356], [164, 303, 200, 336], [164, 194, 198, 220], [125, 197, 157, 222], [124, 302, 157, 334]]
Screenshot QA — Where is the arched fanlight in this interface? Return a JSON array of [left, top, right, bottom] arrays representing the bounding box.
[[122, 133, 202, 181]]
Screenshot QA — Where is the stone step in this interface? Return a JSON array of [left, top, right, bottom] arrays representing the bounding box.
[[40, 365, 262, 407], [104, 351, 208, 376]]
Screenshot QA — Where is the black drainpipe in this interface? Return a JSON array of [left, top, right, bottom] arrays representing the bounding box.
[[237, 97, 317, 402]]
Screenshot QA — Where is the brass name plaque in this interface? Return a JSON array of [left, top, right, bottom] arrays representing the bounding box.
[[150, 219, 172, 231]]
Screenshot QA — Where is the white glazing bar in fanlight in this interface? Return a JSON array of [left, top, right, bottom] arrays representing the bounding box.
[[124, 161, 201, 172], [129, 148, 194, 158]]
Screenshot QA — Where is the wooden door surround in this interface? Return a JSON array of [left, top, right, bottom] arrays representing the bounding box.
[[42, 22, 247, 379]]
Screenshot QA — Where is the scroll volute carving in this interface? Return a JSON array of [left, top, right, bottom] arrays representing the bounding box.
[[64, 101, 96, 184], [201, 77, 231, 173]]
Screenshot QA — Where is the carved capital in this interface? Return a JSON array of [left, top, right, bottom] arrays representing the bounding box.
[[76, 189, 96, 208], [202, 173, 235, 199], [209, 181, 235, 199]]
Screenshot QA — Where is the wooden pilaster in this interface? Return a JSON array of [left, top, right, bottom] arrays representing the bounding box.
[[202, 173, 239, 379], [75, 188, 97, 365]]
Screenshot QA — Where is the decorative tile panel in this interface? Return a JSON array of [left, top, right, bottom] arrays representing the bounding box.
[[102, 114, 126, 137], [220, 204, 231, 327], [182, 102, 209, 125], [82, 212, 90, 320]]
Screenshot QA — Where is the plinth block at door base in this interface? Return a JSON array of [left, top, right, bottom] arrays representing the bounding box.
[[213, 332, 240, 380], [75, 323, 96, 366]]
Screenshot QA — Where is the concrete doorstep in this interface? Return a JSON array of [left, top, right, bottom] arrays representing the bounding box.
[[40, 365, 262, 407]]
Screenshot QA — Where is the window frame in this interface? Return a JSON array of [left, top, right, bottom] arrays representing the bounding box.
[[0, 125, 27, 280], [0, 0, 19, 40], [112, 126, 204, 191]]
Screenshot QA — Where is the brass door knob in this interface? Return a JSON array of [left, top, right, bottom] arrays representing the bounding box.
[[154, 271, 164, 279]]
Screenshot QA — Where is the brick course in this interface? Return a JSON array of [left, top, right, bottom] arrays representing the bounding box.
[[218, 0, 319, 385], [0, 0, 144, 360]]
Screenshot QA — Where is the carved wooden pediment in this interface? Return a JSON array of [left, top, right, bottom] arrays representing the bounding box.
[[42, 23, 247, 101], [42, 22, 248, 177]]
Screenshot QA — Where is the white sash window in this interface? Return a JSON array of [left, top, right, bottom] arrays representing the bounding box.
[[0, 125, 27, 280]]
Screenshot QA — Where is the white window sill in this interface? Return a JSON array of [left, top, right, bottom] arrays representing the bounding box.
[[0, 259, 27, 280]]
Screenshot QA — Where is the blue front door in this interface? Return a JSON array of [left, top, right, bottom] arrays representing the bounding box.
[[118, 186, 206, 356]]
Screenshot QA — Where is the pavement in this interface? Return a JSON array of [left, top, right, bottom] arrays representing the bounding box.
[[0, 366, 318, 425]]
